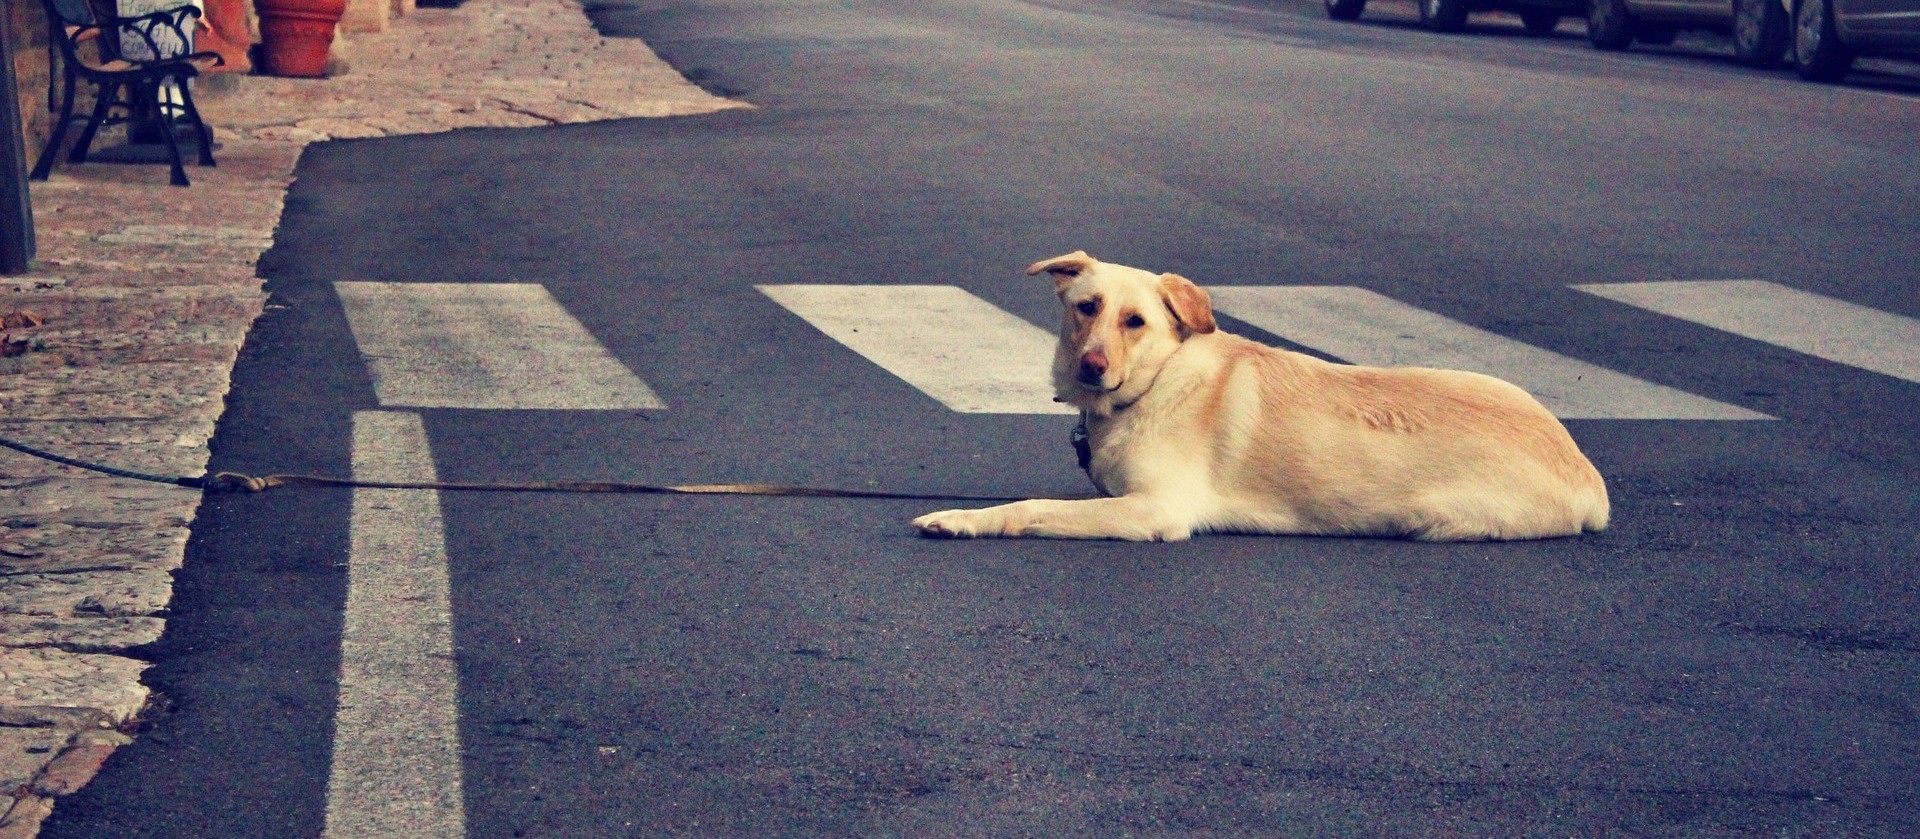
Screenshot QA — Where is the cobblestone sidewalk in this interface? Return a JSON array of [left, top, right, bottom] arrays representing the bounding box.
[[0, 2, 740, 835]]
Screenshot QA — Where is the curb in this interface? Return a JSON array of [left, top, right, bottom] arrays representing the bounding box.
[[1, 0, 739, 833]]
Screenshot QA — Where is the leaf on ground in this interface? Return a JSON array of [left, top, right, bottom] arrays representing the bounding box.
[[1, 309, 46, 329]]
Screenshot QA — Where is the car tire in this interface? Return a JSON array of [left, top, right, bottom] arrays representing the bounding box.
[[1419, 0, 1472, 32], [1587, 0, 1636, 50], [1732, 0, 1790, 66], [1793, 0, 1856, 81], [1520, 10, 1562, 34], [1325, 0, 1368, 20]]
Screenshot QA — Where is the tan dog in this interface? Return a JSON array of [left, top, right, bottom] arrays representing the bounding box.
[[911, 251, 1610, 542]]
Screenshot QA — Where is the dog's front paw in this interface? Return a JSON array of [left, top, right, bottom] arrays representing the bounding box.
[[912, 508, 1001, 539]]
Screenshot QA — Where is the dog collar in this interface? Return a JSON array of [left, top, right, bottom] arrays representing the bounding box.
[[1072, 414, 1092, 475]]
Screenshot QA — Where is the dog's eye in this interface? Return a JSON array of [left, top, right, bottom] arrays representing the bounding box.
[[1124, 314, 1147, 329], [1076, 300, 1098, 316]]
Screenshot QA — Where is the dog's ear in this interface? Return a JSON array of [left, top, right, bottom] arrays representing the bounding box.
[[1160, 273, 1216, 337], [1026, 251, 1097, 291]]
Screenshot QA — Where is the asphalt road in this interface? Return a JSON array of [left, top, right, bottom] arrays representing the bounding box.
[[43, 1, 1920, 837]]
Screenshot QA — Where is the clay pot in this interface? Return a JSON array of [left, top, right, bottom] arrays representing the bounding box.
[[199, 0, 254, 74], [255, 0, 347, 77]]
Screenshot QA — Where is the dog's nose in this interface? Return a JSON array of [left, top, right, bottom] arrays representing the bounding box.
[[1078, 349, 1108, 384]]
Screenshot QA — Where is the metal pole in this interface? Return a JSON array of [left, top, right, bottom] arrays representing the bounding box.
[[1, 0, 39, 274]]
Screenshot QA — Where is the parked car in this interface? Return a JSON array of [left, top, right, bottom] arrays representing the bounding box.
[[1324, 0, 1588, 36], [1790, 0, 1920, 81], [1585, 0, 1796, 66]]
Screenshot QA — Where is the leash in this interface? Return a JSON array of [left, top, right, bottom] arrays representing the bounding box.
[[0, 435, 1036, 503]]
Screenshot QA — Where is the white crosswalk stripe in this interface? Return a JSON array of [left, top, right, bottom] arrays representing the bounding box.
[[335, 282, 665, 410], [758, 284, 1074, 414], [1574, 280, 1920, 385], [1207, 286, 1774, 421]]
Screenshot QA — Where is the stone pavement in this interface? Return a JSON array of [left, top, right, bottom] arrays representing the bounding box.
[[0, 2, 741, 835]]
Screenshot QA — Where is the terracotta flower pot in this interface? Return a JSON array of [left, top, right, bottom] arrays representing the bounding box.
[[199, 0, 255, 74], [255, 0, 348, 77]]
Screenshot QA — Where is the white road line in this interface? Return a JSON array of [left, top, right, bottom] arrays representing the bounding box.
[[1575, 280, 1920, 385], [326, 411, 465, 839], [335, 282, 664, 410], [759, 284, 1073, 414], [1208, 286, 1773, 420]]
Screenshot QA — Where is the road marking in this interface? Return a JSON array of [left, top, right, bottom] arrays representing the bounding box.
[[326, 411, 466, 839], [1575, 280, 1920, 385], [335, 282, 664, 410], [759, 284, 1073, 414], [1207, 285, 1773, 420]]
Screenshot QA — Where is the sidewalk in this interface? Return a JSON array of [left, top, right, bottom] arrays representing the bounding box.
[[0, 2, 741, 834]]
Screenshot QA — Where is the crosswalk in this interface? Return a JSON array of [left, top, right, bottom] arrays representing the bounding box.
[[1574, 281, 1920, 386], [1207, 286, 1768, 420], [758, 284, 1073, 414], [319, 276, 1916, 835], [335, 282, 665, 410], [332, 280, 1920, 420]]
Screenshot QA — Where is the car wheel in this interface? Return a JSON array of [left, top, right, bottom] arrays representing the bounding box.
[[1587, 0, 1635, 50], [1520, 9, 1562, 34], [1325, 0, 1368, 20], [1732, 0, 1790, 66], [1793, 0, 1856, 81], [1419, 0, 1471, 32]]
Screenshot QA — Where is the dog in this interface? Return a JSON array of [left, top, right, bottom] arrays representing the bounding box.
[[911, 251, 1610, 542]]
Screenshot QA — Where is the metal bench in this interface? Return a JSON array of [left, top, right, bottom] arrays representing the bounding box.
[[29, 0, 224, 187]]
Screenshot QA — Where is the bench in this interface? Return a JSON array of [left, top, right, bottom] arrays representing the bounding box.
[[29, 0, 224, 187]]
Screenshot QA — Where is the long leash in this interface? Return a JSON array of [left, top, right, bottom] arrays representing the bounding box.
[[0, 435, 1037, 502]]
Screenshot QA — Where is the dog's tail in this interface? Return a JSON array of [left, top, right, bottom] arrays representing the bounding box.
[[1575, 479, 1611, 534]]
